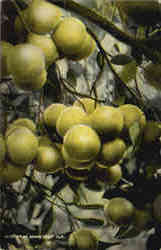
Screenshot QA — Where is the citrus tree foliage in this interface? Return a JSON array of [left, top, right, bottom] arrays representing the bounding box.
[[1, 0, 161, 250]]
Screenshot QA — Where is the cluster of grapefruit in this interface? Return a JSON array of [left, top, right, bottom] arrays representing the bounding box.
[[1, 0, 96, 91], [1, 97, 161, 233]]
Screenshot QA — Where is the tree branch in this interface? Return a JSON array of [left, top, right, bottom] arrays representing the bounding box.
[[49, 0, 161, 63]]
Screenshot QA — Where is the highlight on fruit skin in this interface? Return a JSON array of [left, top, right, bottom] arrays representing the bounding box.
[[53, 17, 87, 56], [56, 106, 89, 137], [43, 103, 66, 129], [7, 43, 46, 81], [0, 161, 27, 184], [28, 0, 63, 34], [27, 32, 59, 67], [89, 105, 124, 137], [6, 126, 39, 166], [100, 138, 126, 165], [34, 145, 64, 173], [73, 98, 100, 114], [104, 197, 135, 225], [116, 0, 161, 27], [1, 41, 13, 77], [63, 124, 101, 162], [68, 228, 98, 250]]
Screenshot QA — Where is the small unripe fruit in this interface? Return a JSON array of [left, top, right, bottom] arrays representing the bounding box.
[[100, 138, 126, 165], [27, 32, 59, 67], [0, 161, 27, 184], [73, 98, 100, 114], [63, 124, 101, 162], [43, 103, 66, 129], [89, 105, 124, 137], [7, 43, 46, 80], [35, 145, 64, 173], [68, 228, 98, 250], [38, 135, 53, 146], [28, 0, 63, 34], [1, 41, 13, 77], [104, 197, 135, 225], [53, 17, 87, 56], [56, 106, 89, 137], [6, 127, 38, 165]]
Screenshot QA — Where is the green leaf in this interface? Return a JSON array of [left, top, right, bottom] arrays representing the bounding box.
[[27, 193, 44, 221], [129, 121, 140, 146], [111, 54, 133, 65], [115, 225, 140, 239], [75, 216, 104, 226], [119, 61, 137, 83], [41, 207, 54, 235]]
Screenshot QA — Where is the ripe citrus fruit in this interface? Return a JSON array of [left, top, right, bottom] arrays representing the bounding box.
[[6, 127, 38, 165], [7, 43, 46, 80], [35, 145, 64, 173], [28, 0, 62, 34], [27, 32, 59, 67], [73, 98, 100, 114], [133, 208, 152, 230], [68, 228, 98, 250], [62, 145, 95, 170], [43, 103, 66, 129], [53, 17, 87, 56], [69, 32, 96, 61], [65, 167, 91, 181], [104, 197, 135, 225], [118, 104, 146, 132], [56, 106, 89, 137], [116, 0, 161, 26], [13, 69, 47, 91], [0, 161, 27, 184], [95, 163, 122, 185], [143, 121, 161, 144], [9, 118, 36, 134], [100, 138, 126, 165], [63, 124, 101, 162], [89, 105, 124, 137], [1, 41, 13, 77]]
